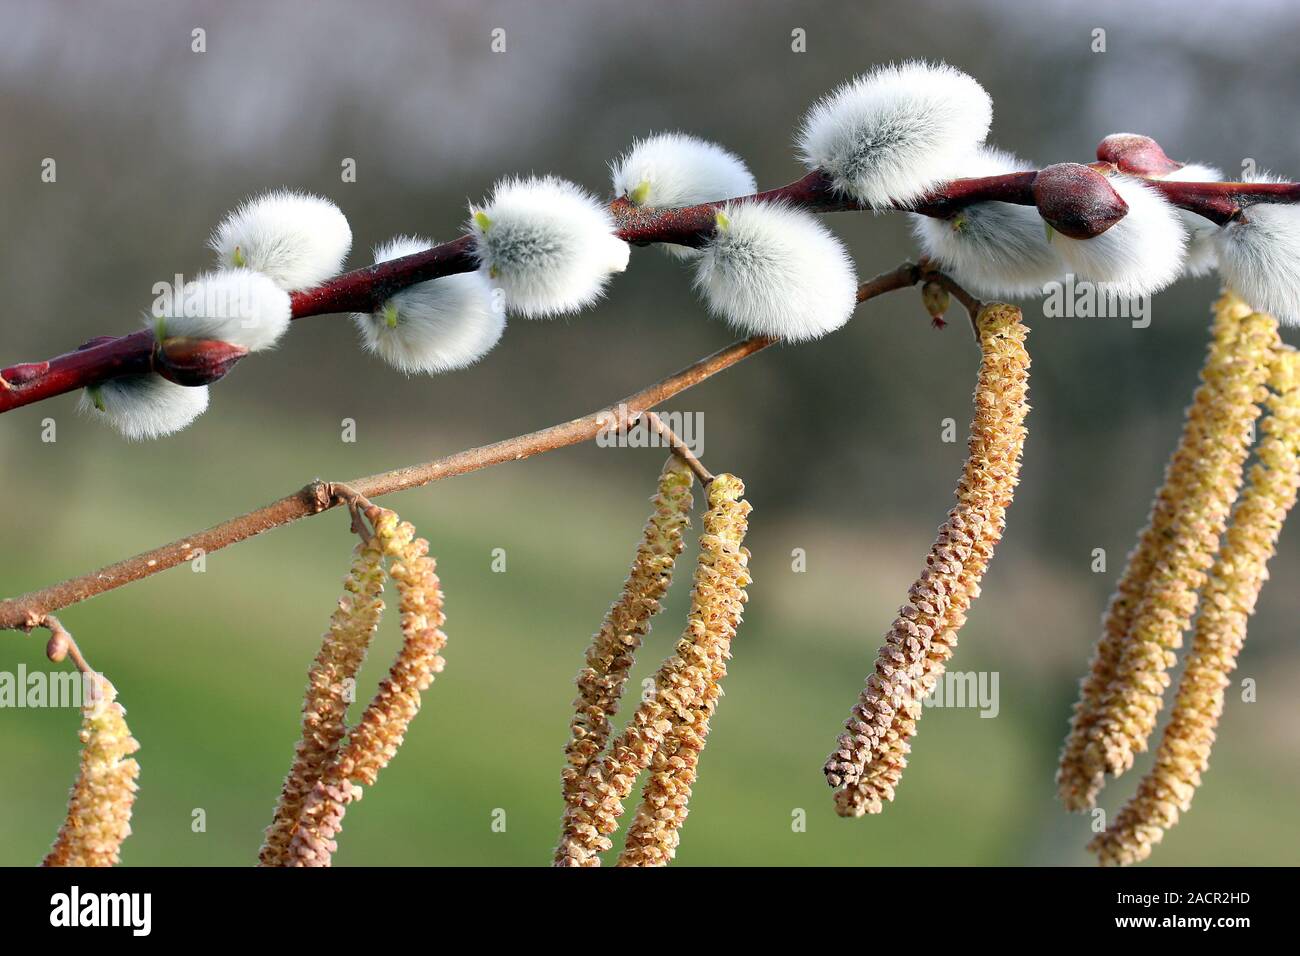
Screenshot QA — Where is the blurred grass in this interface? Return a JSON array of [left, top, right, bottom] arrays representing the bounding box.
[[2, 414, 1298, 867]]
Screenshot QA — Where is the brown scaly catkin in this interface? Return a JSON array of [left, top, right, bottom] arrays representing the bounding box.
[[286, 508, 447, 867], [552, 457, 694, 866], [1069, 297, 1278, 800], [1058, 291, 1264, 809], [258, 531, 386, 867], [555, 474, 751, 868], [1090, 345, 1300, 866], [826, 303, 1029, 815], [43, 674, 140, 867]]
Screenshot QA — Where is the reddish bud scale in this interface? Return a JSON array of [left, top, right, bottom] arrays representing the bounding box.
[[1033, 163, 1129, 239], [1096, 134, 1182, 177], [153, 337, 249, 387]]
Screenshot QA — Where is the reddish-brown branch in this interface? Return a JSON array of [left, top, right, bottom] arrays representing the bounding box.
[[5, 149, 1292, 415], [0, 336, 769, 631], [0, 262, 966, 631]]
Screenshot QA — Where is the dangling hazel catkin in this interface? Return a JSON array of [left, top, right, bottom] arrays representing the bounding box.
[[286, 507, 447, 867], [1057, 292, 1277, 808], [825, 303, 1029, 816], [43, 674, 141, 867], [259, 531, 386, 866], [553, 457, 694, 866], [1090, 344, 1300, 865], [617, 477, 751, 867], [554, 474, 751, 867]]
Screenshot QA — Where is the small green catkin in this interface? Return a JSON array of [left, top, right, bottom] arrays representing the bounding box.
[[553, 457, 694, 867]]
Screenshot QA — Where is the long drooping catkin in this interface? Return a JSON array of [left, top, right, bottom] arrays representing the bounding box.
[[259, 533, 386, 867], [43, 675, 140, 867], [617, 486, 750, 866], [1090, 345, 1300, 866], [826, 303, 1029, 815], [1062, 297, 1278, 804], [1058, 292, 1269, 810], [554, 475, 750, 868], [287, 508, 447, 866], [553, 458, 693, 865]]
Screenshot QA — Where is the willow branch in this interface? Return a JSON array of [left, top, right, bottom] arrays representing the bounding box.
[[6, 142, 1290, 413], [0, 263, 964, 632]]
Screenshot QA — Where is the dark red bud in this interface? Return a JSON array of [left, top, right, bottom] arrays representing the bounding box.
[[1033, 164, 1128, 239], [1096, 133, 1181, 177], [154, 337, 248, 387]]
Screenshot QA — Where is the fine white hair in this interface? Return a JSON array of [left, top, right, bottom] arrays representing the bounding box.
[[797, 60, 992, 209], [1050, 174, 1188, 299], [909, 146, 1062, 298], [611, 132, 755, 208], [209, 190, 352, 291], [352, 236, 505, 373], [692, 201, 859, 342], [78, 375, 209, 441], [470, 175, 630, 318], [1216, 170, 1300, 325], [1161, 162, 1224, 277], [611, 132, 757, 259], [151, 269, 292, 352]]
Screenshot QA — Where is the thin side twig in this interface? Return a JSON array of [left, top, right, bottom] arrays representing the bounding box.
[[0, 263, 969, 633]]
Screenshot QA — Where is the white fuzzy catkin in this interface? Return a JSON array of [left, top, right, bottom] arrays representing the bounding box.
[[909, 146, 1062, 298], [1162, 162, 1224, 277], [469, 175, 630, 319], [352, 236, 505, 373], [152, 269, 292, 352], [797, 61, 992, 209], [1216, 171, 1300, 326], [78, 374, 209, 441], [1050, 174, 1188, 299], [209, 190, 352, 291], [611, 132, 757, 259], [692, 201, 858, 341], [611, 132, 756, 208]]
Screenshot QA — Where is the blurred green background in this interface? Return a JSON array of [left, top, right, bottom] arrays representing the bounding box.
[[2, 0, 1298, 866]]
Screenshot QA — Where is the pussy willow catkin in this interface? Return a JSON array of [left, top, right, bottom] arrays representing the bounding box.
[[554, 474, 751, 868], [826, 303, 1029, 815], [1057, 293, 1277, 808], [43, 675, 140, 867], [553, 458, 694, 866], [259, 531, 386, 867], [286, 508, 446, 867], [1057, 292, 1270, 808], [1090, 345, 1300, 866]]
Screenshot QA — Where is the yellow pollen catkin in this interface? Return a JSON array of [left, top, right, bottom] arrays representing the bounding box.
[[1090, 345, 1300, 865], [43, 675, 140, 867], [555, 474, 750, 868], [1059, 293, 1277, 807], [1055, 291, 1268, 806], [259, 532, 386, 867], [553, 457, 694, 866], [826, 303, 1029, 816], [286, 509, 447, 867]]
